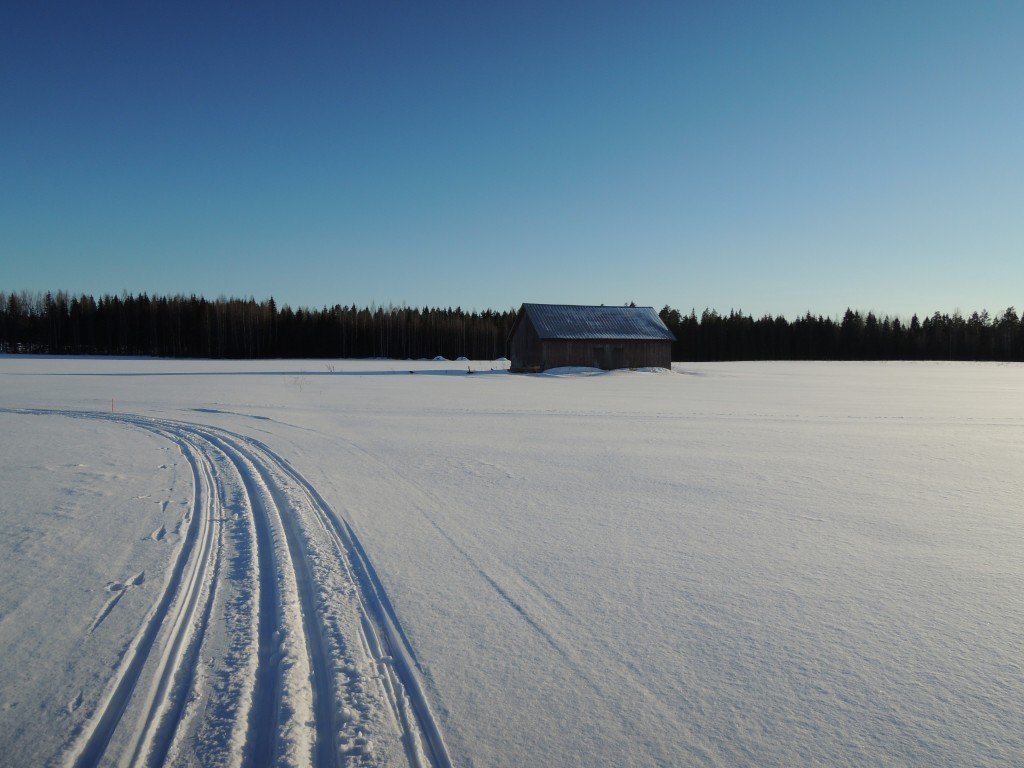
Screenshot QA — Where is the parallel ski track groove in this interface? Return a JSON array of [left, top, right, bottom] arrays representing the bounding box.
[[225, 429, 454, 768], [210, 426, 286, 768], [122, 430, 222, 768], [201, 431, 336, 768], [63, 418, 216, 768], [153, 422, 284, 768], [221, 432, 419, 768], [7, 409, 450, 768], [45, 411, 285, 768], [92, 414, 285, 768]]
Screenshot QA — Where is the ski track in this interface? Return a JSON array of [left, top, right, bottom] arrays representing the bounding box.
[[2, 408, 450, 768], [220, 429, 452, 768], [267, 418, 699, 765]]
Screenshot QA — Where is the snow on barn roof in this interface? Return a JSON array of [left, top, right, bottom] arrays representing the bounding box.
[[518, 303, 676, 341]]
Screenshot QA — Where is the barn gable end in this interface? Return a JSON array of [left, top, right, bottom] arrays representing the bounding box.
[[507, 304, 675, 372]]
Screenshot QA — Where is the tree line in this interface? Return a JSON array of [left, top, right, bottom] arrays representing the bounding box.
[[659, 306, 1024, 361], [0, 291, 515, 360], [2, 290, 1023, 361]]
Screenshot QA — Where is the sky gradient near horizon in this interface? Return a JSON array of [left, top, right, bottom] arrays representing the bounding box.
[[3, 1, 1023, 318]]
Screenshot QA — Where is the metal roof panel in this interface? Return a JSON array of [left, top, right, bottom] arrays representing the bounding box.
[[521, 304, 676, 341]]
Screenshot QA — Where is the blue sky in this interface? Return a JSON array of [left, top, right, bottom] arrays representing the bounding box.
[[2, 1, 1022, 317]]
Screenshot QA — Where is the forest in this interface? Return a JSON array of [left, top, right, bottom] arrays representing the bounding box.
[[2, 291, 1024, 362]]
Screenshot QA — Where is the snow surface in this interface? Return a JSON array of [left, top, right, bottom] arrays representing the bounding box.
[[1, 356, 1022, 766]]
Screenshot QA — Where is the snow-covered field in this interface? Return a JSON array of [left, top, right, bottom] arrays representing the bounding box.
[[1, 357, 1022, 767]]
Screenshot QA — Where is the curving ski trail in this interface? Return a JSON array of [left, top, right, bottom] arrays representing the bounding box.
[[64, 423, 219, 768], [218, 429, 453, 768], [240, 435, 453, 768], [203, 432, 340, 767], [3, 409, 451, 768], [120, 430, 223, 768]]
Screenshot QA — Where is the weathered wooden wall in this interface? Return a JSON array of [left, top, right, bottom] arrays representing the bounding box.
[[540, 339, 671, 370], [509, 315, 543, 371]]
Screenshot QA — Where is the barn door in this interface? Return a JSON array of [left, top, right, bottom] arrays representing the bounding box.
[[592, 345, 607, 368]]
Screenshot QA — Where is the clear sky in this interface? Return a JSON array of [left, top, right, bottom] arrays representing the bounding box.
[[2, 1, 1022, 318]]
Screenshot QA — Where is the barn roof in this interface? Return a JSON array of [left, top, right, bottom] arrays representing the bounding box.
[[516, 303, 676, 341]]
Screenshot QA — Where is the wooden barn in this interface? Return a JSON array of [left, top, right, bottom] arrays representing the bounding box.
[[507, 303, 676, 372]]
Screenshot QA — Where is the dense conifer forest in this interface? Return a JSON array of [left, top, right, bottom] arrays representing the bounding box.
[[2, 291, 1023, 362], [658, 306, 1024, 362], [0, 292, 515, 360]]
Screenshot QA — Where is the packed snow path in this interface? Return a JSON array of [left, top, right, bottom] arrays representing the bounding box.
[[9, 409, 451, 768]]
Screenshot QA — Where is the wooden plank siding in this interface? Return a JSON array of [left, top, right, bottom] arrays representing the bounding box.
[[539, 339, 672, 370], [508, 313, 544, 370]]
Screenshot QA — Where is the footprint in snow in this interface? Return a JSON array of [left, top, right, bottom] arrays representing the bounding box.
[[150, 525, 166, 542], [90, 572, 145, 632], [67, 691, 83, 715]]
